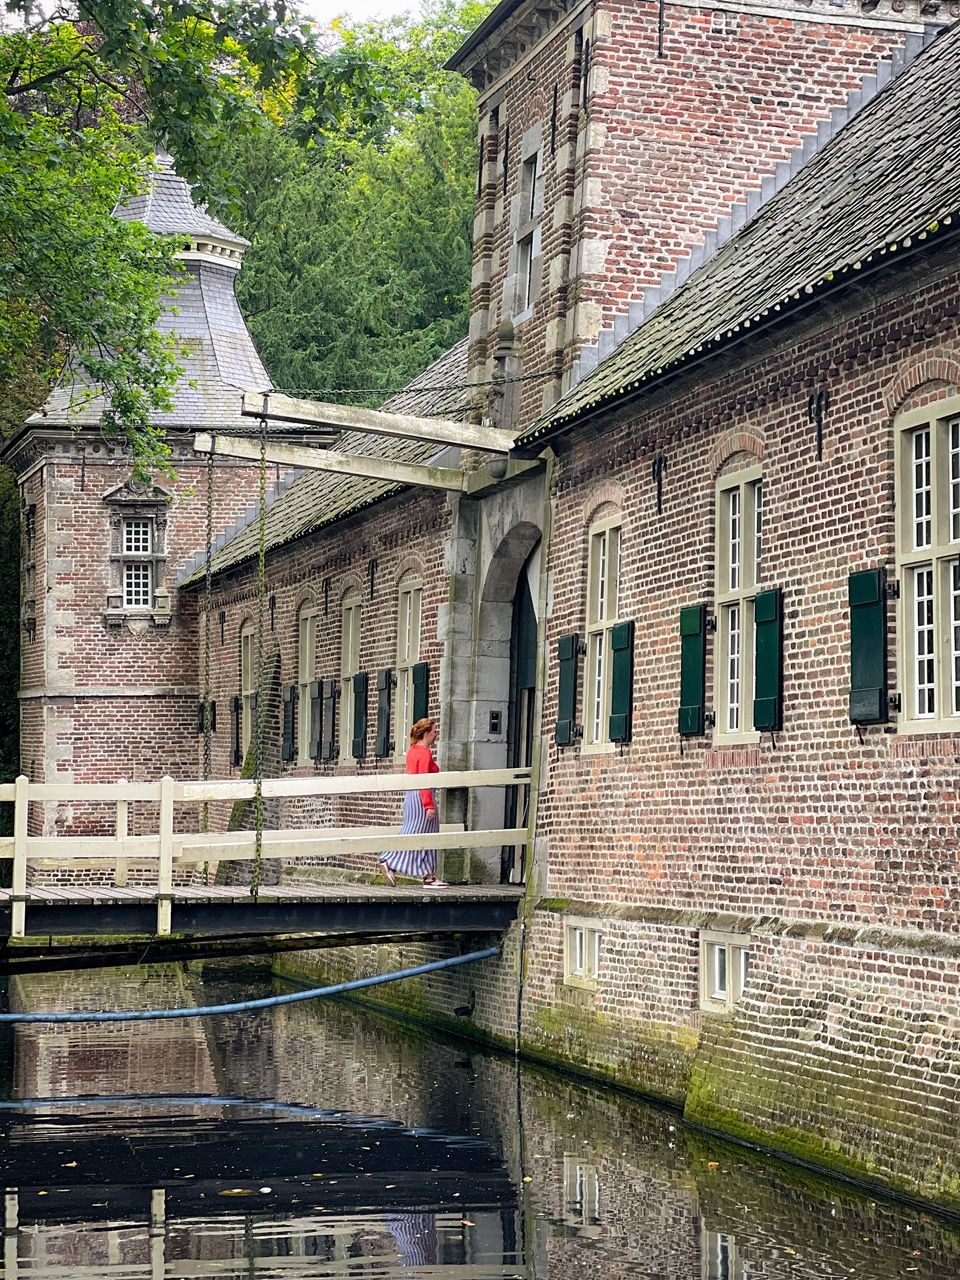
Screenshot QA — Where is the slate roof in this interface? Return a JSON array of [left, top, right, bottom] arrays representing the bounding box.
[[179, 336, 470, 585], [522, 20, 960, 442], [113, 151, 250, 249]]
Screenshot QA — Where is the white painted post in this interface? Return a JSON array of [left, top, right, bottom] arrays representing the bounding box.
[[12, 776, 28, 939], [157, 776, 174, 936], [114, 779, 129, 887]]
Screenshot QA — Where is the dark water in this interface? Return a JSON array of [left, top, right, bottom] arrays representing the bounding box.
[[0, 963, 958, 1280]]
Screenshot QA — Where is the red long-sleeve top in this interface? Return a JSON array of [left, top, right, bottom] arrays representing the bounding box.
[[406, 742, 439, 809]]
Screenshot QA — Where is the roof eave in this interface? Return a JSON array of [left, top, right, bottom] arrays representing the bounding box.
[[444, 0, 528, 71]]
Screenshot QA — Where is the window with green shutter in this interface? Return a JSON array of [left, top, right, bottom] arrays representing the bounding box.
[[608, 620, 635, 743], [849, 568, 888, 724], [412, 661, 429, 721], [281, 685, 297, 763], [555, 633, 580, 746], [678, 604, 707, 737], [376, 668, 394, 757], [753, 587, 783, 732], [230, 695, 242, 766], [352, 671, 369, 759]]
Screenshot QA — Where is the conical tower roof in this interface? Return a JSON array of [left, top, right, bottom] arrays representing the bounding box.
[[29, 153, 269, 432]]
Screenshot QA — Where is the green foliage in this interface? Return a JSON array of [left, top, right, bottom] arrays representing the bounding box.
[[230, 0, 493, 404]]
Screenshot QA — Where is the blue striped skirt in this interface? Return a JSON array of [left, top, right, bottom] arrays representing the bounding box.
[[378, 790, 438, 878]]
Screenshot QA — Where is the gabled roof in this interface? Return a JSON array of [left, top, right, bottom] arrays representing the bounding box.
[[522, 20, 960, 443], [179, 337, 470, 585]]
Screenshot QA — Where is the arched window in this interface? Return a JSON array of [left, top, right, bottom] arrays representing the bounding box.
[[895, 394, 960, 729], [339, 593, 362, 760], [714, 466, 762, 739], [297, 604, 317, 762], [240, 622, 256, 758], [584, 515, 622, 748], [395, 580, 423, 755]]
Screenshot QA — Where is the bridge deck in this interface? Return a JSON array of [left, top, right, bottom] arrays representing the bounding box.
[[0, 882, 525, 940]]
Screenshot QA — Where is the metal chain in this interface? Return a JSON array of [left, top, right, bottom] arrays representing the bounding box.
[[251, 418, 268, 901], [201, 444, 215, 885]]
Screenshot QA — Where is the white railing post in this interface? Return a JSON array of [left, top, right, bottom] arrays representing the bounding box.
[[11, 775, 28, 939], [157, 776, 174, 936], [114, 779, 129, 887]]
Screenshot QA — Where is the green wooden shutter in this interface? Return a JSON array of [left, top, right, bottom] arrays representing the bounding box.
[[412, 662, 429, 721], [352, 671, 368, 759], [608, 620, 635, 743], [281, 685, 297, 763], [753, 587, 784, 732], [376, 668, 394, 758], [555, 633, 580, 746], [849, 568, 888, 724], [309, 680, 322, 760], [230, 695, 242, 766], [678, 604, 707, 736], [322, 679, 338, 760]]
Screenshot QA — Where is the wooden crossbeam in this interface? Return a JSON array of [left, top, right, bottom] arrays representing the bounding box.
[[194, 432, 467, 492], [242, 389, 516, 454]]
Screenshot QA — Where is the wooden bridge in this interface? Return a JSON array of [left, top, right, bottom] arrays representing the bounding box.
[[0, 768, 530, 943]]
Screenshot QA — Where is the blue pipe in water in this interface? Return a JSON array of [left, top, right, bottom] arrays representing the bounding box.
[[0, 945, 499, 1024]]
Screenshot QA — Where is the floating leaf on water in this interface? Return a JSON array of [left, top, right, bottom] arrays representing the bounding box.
[[218, 1188, 254, 1197], [522, 1176, 532, 1184], [461, 1219, 475, 1227], [61, 1161, 78, 1168], [707, 1162, 719, 1170]]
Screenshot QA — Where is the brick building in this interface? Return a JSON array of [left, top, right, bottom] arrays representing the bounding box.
[[8, 1, 960, 1207]]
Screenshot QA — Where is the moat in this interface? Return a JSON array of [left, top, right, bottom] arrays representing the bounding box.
[[0, 961, 957, 1279]]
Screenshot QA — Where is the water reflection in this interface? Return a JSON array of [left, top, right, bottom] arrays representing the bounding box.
[[0, 962, 958, 1280]]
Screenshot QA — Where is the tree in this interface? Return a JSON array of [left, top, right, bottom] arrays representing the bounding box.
[[0, 0, 385, 471]]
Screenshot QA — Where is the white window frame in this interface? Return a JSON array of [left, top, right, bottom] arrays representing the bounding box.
[[564, 916, 602, 989], [121, 517, 154, 611], [240, 624, 256, 759], [297, 605, 318, 763], [583, 516, 622, 752], [395, 581, 423, 760], [895, 394, 960, 733], [714, 467, 762, 744], [699, 930, 751, 1013], [339, 594, 362, 760], [512, 146, 542, 322]]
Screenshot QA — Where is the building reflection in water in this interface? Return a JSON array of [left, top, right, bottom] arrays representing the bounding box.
[[0, 962, 958, 1280]]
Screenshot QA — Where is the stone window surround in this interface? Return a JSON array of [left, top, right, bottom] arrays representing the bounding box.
[[564, 914, 602, 988], [894, 391, 960, 734], [699, 929, 751, 1013], [713, 465, 763, 746], [103, 482, 172, 630], [504, 122, 545, 327]]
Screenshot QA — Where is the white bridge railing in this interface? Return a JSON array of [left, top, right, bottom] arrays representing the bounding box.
[[0, 768, 531, 938]]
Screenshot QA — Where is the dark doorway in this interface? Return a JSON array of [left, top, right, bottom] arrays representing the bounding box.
[[502, 563, 537, 883]]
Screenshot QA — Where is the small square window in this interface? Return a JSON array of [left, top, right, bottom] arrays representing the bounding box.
[[565, 918, 602, 987], [699, 931, 751, 1012]]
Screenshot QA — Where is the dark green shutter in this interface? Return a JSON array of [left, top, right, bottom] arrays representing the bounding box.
[[608, 620, 635, 743], [753, 587, 784, 732], [322, 679, 338, 760], [230, 695, 242, 766], [555, 633, 579, 746], [376, 668, 394, 757], [352, 671, 368, 759], [678, 605, 707, 736], [849, 568, 888, 724], [309, 680, 322, 760], [196, 700, 216, 734], [281, 685, 297, 763], [412, 662, 429, 721]]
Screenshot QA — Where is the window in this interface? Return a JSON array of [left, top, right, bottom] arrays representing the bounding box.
[[122, 518, 153, 609], [715, 468, 762, 740], [584, 518, 621, 748], [699, 931, 751, 1012], [396, 582, 423, 756], [103, 482, 171, 628], [702, 1230, 749, 1280], [896, 397, 960, 731], [240, 624, 256, 758], [339, 595, 362, 760], [563, 1155, 600, 1235], [564, 917, 602, 987], [297, 606, 317, 762], [512, 145, 541, 319]]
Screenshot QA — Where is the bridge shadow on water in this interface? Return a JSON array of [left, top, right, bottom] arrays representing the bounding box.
[[0, 962, 959, 1279]]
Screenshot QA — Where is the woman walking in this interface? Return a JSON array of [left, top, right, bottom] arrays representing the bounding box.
[[378, 717, 448, 888]]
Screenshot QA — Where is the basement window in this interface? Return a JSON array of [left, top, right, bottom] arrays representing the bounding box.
[[565, 917, 602, 988], [699, 931, 751, 1013]]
